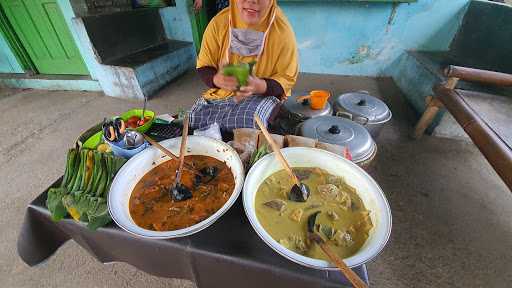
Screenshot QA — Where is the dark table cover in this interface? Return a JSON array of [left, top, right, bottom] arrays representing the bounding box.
[[18, 179, 369, 288]]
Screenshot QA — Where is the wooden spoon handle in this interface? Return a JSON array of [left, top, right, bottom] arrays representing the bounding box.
[[143, 134, 179, 160], [143, 133, 200, 176], [254, 114, 300, 186], [319, 243, 368, 288], [175, 114, 190, 183]]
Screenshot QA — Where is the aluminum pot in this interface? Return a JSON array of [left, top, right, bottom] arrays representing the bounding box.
[[333, 91, 392, 139], [284, 91, 333, 119], [272, 92, 333, 135], [299, 116, 377, 167]]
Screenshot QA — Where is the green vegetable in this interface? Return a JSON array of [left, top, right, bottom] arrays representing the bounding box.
[[79, 150, 89, 191], [82, 150, 94, 191], [66, 192, 112, 230], [71, 150, 86, 192], [113, 157, 127, 177], [223, 63, 251, 87], [62, 193, 80, 221], [85, 152, 101, 194], [86, 199, 111, 230], [249, 144, 270, 167], [47, 187, 68, 221], [61, 149, 76, 188], [66, 149, 80, 191], [104, 154, 113, 193], [47, 148, 126, 230], [95, 156, 108, 197]]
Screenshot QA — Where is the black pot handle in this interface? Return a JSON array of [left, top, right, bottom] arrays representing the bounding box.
[[328, 125, 341, 134]]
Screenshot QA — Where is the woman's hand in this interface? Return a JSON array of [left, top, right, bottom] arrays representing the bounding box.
[[193, 0, 202, 12], [234, 76, 267, 103], [213, 73, 239, 92]]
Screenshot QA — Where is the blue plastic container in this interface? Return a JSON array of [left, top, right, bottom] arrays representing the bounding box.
[[103, 136, 148, 159]]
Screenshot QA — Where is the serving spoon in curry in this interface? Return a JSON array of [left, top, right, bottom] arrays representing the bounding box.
[[143, 118, 219, 189], [170, 114, 193, 201], [307, 212, 368, 288], [254, 114, 310, 202]]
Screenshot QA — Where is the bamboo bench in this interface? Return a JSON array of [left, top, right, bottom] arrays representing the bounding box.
[[415, 65, 512, 191]]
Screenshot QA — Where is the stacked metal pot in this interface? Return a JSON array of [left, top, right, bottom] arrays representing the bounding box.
[[282, 90, 392, 168]]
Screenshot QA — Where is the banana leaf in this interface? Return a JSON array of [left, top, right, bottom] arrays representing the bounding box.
[[47, 148, 126, 230], [46, 187, 68, 221], [60, 192, 112, 230], [62, 149, 77, 188], [66, 149, 81, 190]]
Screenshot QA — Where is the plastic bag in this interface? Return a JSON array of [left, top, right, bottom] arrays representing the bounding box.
[[193, 123, 222, 141]]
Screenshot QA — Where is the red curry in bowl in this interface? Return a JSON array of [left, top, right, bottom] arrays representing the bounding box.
[[129, 155, 235, 231]]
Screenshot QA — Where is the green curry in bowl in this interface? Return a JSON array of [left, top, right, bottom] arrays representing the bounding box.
[[255, 167, 373, 261]]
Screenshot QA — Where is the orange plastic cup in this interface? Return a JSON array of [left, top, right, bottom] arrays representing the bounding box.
[[309, 90, 331, 110]]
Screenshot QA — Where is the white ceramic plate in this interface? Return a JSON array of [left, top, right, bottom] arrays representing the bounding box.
[[243, 147, 392, 269], [108, 136, 245, 239]]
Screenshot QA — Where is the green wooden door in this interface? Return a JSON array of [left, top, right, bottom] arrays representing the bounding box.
[[189, 0, 209, 54], [0, 0, 88, 75]]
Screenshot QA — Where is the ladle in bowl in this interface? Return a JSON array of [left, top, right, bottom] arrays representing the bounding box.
[[143, 133, 218, 183], [138, 95, 148, 126], [254, 114, 310, 202], [307, 212, 368, 288], [124, 130, 145, 149], [170, 114, 192, 201]]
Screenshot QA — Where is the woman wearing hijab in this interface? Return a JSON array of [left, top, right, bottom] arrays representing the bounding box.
[[191, 0, 298, 131]]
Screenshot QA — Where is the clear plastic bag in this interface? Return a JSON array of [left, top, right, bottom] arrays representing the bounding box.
[[193, 123, 222, 141]]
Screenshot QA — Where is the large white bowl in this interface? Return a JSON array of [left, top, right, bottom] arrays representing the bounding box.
[[108, 136, 245, 239], [243, 147, 392, 269]]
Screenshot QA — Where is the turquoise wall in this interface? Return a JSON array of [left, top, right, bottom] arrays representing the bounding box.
[[160, 0, 194, 42], [280, 0, 469, 76], [0, 0, 472, 87], [0, 33, 23, 73], [159, 0, 470, 76]]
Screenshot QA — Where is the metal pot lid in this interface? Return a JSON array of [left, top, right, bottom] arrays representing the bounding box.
[[335, 91, 391, 124], [300, 116, 376, 163], [284, 92, 333, 119]]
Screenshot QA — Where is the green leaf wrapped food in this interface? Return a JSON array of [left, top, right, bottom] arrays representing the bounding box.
[[47, 148, 127, 230], [66, 149, 81, 191], [61, 191, 112, 230], [62, 149, 77, 188], [223, 63, 250, 87], [47, 187, 68, 221]]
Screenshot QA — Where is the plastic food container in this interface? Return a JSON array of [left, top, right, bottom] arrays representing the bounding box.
[[103, 135, 148, 159], [120, 109, 155, 133], [309, 90, 331, 110]]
